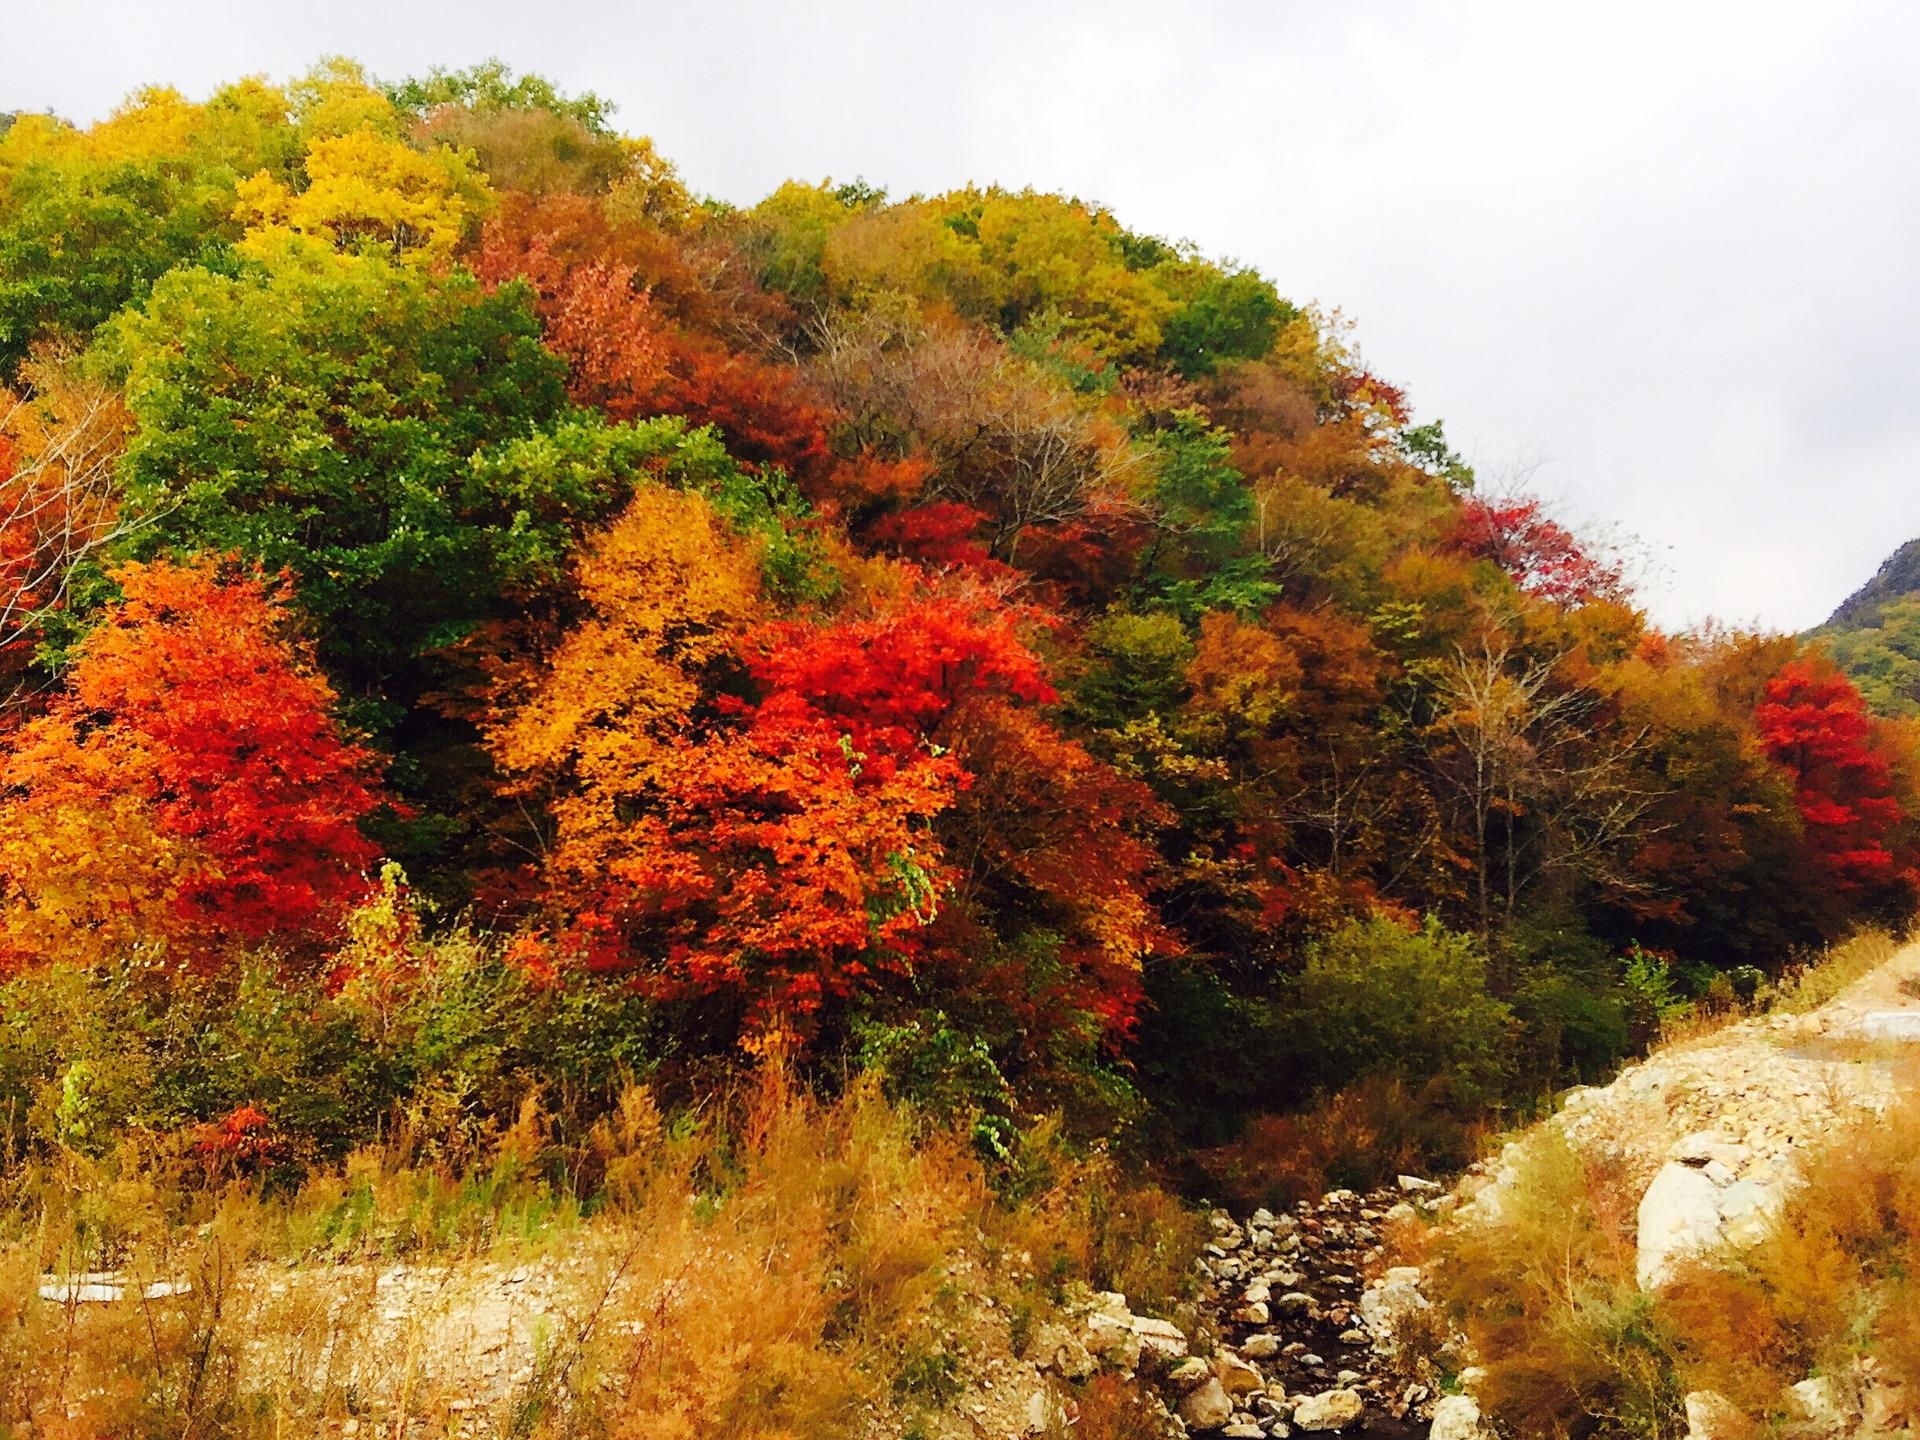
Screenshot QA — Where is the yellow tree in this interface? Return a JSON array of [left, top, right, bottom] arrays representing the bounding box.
[[491, 483, 766, 883], [235, 128, 489, 267]]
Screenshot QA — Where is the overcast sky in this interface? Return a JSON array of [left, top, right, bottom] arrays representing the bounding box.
[[5, 0, 1915, 633]]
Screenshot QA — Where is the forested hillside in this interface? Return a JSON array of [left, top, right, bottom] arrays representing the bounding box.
[[0, 57, 1912, 1191], [1816, 537, 1920, 718]]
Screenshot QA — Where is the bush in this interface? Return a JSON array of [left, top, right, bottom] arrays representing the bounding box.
[[1425, 1132, 1686, 1437], [1288, 915, 1516, 1104], [0, 873, 667, 1170], [1197, 1075, 1487, 1211]]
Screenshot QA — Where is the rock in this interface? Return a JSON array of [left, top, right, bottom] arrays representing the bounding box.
[[1670, 1131, 1730, 1165], [1030, 1322, 1095, 1380], [1683, 1390, 1742, 1440], [1702, 1160, 1737, 1186], [1864, 1378, 1911, 1431], [1025, 1387, 1066, 1435], [1222, 1427, 1266, 1439], [1179, 1376, 1236, 1431], [1274, 1291, 1316, 1315], [1082, 1313, 1143, 1370], [1243, 1279, 1272, 1305], [37, 1274, 189, 1303], [1861, 1011, 1920, 1041], [1715, 1179, 1773, 1220], [1789, 1375, 1842, 1426], [1216, 1353, 1265, 1395], [1233, 1300, 1271, 1325], [1358, 1267, 1427, 1343], [1428, 1394, 1485, 1440], [1292, 1388, 1365, 1431], [1240, 1333, 1280, 1359], [1637, 1162, 1724, 1288], [1129, 1313, 1191, 1361], [1169, 1356, 1214, 1390], [1397, 1174, 1442, 1194]]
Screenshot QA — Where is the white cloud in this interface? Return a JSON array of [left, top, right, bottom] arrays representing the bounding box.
[[4, 0, 1914, 631]]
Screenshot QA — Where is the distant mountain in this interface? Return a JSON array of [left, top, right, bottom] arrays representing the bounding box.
[[1826, 537, 1920, 631], [1815, 538, 1920, 716]]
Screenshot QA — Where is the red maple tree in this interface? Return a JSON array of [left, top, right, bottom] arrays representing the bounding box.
[[1757, 659, 1912, 900]]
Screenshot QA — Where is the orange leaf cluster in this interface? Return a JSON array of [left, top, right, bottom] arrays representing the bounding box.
[[0, 560, 382, 970]]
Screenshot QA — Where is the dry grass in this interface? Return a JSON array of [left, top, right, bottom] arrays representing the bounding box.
[[1198, 1076, 1491, 1211], [1419, 1052, 1920, 1438], [1423, 1132, 1685, 1439], [1767, 924, 1903, 1015], [1656, 1058, 1920, 1427], [0, 1067, 1203, 1438]]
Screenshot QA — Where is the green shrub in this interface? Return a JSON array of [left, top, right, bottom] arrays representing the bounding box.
[[1288, 914, 1516, 1104]]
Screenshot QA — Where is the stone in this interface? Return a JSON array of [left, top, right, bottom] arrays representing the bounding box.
[[1179, 1376, 1236, 1431], [1789, 1375, 1841, 1426], [1233, 1300, 1272, 1325], [1861, 1011, 1920, 1041], [1358, 1268, 1427, 1343], [1243, 1280, 1272, 1305], [1274, 1291, 1316, 1315], [1025, 1388, 1067, 1435], [1864, 1379, 1911, 1431], [1030, 1322, 1095, 1380], [1081, 1313, 1143, 1370], [1670, 1131, 1730, 1165], [1240, 1333, 1281, 1359], [1715, 1179, 1773, 1220], [1428, 1394, 1485, 1440], [1222, 1427, 1266, 1439], [1637, 1162, 1724, 1288], [1292, 1388, 1365, 1431], [1397, 1174, 1442, 1194], [1170, 1357, 1214, 1389], [1683, 1390, 1741, 1440], [1216, 1353, 1265, 1395], [1129, 1313, 1190, 1361]]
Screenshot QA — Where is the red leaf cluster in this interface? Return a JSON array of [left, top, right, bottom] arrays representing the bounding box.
[[1757, 660, 1913, 898]]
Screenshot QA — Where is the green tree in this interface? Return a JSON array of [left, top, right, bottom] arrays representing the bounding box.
[[99, 248, 572, 713], [1289, 914, 1516, 1103]]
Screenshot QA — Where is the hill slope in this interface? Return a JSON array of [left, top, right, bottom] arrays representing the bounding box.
[[1815, 538, 1920, 715]]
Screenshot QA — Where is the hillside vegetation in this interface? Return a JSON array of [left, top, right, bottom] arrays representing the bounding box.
[[1815, 538, 1920, 718], [0, 58, 1913, 1435]]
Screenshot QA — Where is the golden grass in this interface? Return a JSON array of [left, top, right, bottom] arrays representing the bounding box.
[[0, 1067, 1202, 1438], [1417, 1041, 1920, 1439], [1766, 924, 1903, 1015]]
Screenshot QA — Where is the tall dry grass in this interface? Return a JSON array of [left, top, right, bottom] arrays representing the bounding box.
[[0, 1064, 1200, 1438], [1420, 1053, 1920, 1438], [1766, 924, 1904, 1015]]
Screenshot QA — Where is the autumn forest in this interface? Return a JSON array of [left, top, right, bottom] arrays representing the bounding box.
[[0, 58, 1911, 1198]]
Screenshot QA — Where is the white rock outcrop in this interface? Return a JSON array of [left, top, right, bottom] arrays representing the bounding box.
[[1428, 1393, 1486, 1440], [1637, 1162, 1724, 1288]]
